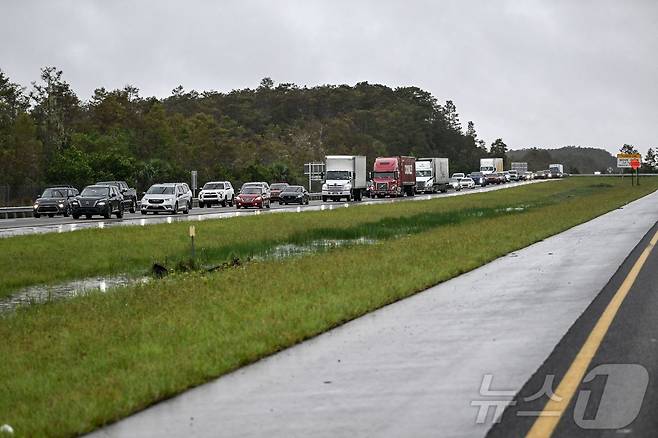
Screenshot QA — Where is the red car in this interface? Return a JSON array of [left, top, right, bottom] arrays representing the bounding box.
[[269, 183, 289, 202], [235, 186, 271, 209]]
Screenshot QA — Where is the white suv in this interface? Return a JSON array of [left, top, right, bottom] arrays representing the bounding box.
[[141, 183, 192, 215], [198, 181, 235, 207]]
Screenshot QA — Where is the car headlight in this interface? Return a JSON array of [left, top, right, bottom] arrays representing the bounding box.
[[58, 203, 64, 208], [97, 201, 106, 206], [322, 184, 327, 190], [72, 200, 79, 205], [296, 194, 302, 198], [33, 203, 39, 209]]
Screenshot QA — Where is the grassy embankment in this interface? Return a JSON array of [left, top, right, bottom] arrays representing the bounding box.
[[0, 178, 657, 437]]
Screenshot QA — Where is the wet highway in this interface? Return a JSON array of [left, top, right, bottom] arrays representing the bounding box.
[[0, 180, 546, 238]]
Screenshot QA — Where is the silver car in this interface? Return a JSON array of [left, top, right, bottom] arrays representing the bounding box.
[[141, 183, 192, 215]]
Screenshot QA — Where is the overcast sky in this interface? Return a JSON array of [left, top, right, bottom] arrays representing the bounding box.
[[1, 0, 656, 155]]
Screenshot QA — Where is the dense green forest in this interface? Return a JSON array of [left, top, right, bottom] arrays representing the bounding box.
[[0, 67, 499, 204]]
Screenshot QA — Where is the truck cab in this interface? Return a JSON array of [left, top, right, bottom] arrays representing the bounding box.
[[372, 156, 416, 198], [322, 155, 366, 202]]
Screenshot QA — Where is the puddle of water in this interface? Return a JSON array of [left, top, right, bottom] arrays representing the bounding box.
[[0, 275, 149, 314], [257, 237, 378, 260]]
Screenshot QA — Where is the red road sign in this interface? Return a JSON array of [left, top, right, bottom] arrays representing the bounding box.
[[630, 159, 641, 170]]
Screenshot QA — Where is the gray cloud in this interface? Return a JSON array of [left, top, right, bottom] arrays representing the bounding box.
[[1, 0, 657, 155]]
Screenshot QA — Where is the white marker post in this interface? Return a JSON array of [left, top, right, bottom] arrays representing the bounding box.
[[189, 225, 196, 262]]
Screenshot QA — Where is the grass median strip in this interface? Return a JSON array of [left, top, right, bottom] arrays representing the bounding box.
[[1, 178, 657, 437]]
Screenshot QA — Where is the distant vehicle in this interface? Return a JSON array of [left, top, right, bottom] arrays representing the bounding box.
[[449, 177, 462, 191], [535, 170, 548, 179], [501, 171, 512, 182], [415, 158, 449, 193], [198, 181, 234, 207], [480, 158, 504, 175], [269, 183, 289, 203], [459, 177, 476, 189], [72, 185, 124, 219], [96, 181, 137, 213], [469, 171, 488, 186], [485, 173, 504, 184], [507, 170, 519, 181], [279, 185, 310, 205], [241, 182, 270, 196], [140, 183, 192, 215], [522, 171, 534, 180], [451, 172, 465, 179], [511, 162, 529, 175], [322, 155, 367, 202], [236, 185, 270, 209], [365, 180, 374, 198], [372, 156, 416, 198], [33, 187, 79, 218], [549, 164, 564, 174]]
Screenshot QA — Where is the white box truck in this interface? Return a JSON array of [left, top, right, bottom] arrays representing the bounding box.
[[511, 162, 528, 174], [480, 158, 504, 175], [549, 163, 564, 174], [416, 158, 449, 193], [322, 155, 367, 202]]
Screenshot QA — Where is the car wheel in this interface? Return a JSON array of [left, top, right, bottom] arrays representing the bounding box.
[[322, 196, 327, 202], [116, 206, 124, 218], [172, 203, 178, 215], [184, 203, 190, 214], [236, 204, 241, 209], [221, 199, 226, 207], [187, 201, 192, 212], [34, 212, 40, 218], [279, 201, 282, 205], [199, 202, 204, 208], [141, 210, 147, 215], [129, 200, 136, 214], [259, 203, 264, 209], [63, 206, 70, 217], [104, 206, 111, 219], [72, 214, 80, 219], [229, 196, 234, 207], [266, 201, 271, 209]]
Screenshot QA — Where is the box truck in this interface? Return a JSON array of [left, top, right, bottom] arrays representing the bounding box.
[[372, 156, 416, 197], [415, 158, 449, 193], [549, 164, 564, 174], [480, 158, 504, 175], [322, 155, 367, 202]]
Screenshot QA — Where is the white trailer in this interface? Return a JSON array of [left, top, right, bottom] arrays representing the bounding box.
[[511, 162, 528, 174], [322, 155, 367, 202], [416, 158, 449, 193], [480, 158, 504, 174]]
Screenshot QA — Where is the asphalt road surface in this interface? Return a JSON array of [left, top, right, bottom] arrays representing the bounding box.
[[488, 221, 658, 438], [0, 180, 543, 238]]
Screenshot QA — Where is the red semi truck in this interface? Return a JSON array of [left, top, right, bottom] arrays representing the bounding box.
[[371, 156, 416, 197]]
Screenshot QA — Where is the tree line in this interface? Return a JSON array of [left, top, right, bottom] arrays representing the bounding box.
[[1, 67, 509, 204]]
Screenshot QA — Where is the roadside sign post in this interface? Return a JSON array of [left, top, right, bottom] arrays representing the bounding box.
[[191, 170, 198, 196], [304, 162, 325, 192], [617, 153, 642, 186], [189, 225, 196, 263]]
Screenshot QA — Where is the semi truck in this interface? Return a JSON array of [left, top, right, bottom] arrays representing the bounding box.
[[321, 155, 367, 202], [372, 156, 416, 197], [415, 158, 449, 193], [480, 158, 504, 175], [511, 162, 528, 174]]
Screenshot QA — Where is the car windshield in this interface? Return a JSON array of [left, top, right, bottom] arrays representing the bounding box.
[[81, 187, 109, 197], [326, 171, 350, 180], [203, 183, 224, 190], [416, 170, 431, 177], [241, 187, 262, 194], [41, 188, 67, 198], [285, 186, 303, 193], [373, 171, 395, 179], [147, 185, 175, 195], [271, 183, 288, 190]]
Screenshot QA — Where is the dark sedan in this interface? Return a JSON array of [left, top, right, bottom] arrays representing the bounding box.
[[469, 172, 488, 186], [279, 185, 310, 205], [71, 185, 124, 219], [33, 187, 79, 218]]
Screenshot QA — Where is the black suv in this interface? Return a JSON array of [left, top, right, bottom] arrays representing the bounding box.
[[33, 186, 79, 218], [72, 185, 124, 219], [96, 181, 138, 213]]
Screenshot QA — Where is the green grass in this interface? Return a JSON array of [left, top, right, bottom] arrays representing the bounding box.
[[0, 178, 657, 437]]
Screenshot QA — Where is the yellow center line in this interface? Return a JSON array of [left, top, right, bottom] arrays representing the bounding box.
[[526, 228, 658, 438]]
